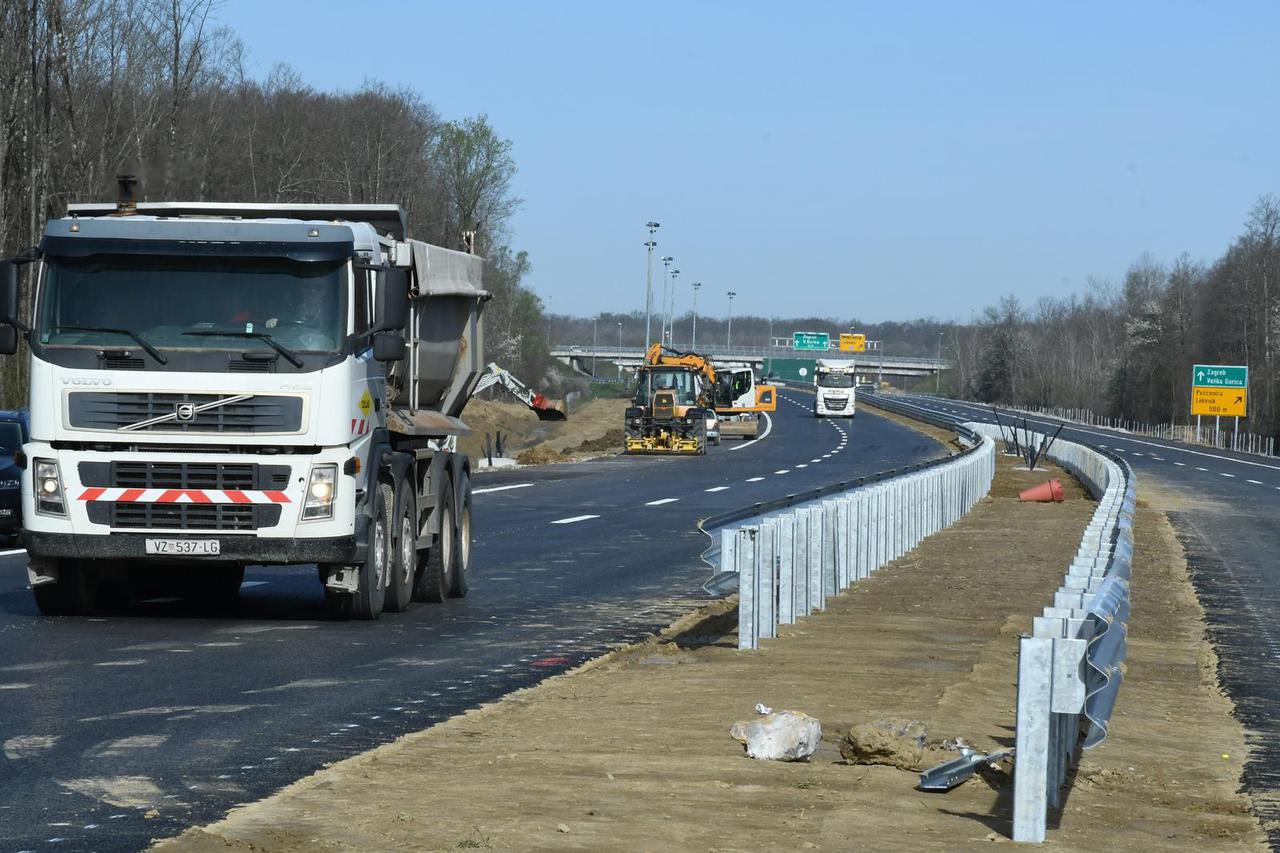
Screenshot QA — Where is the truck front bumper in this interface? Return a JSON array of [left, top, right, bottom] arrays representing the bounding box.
[[22, 530, 358, 564]]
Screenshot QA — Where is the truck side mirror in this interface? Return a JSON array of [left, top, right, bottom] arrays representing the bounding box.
[[375, 268, 409, 332], [0, 262, 18, 355], [372, 331, 406, 362]]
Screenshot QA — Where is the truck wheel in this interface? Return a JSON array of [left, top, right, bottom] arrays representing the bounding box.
[[414, 474, 454, 603], [31, 558, 95, 616], [449, 471, 472, 598], [384, 477, 417, 613], [331, 480, 391, 620]]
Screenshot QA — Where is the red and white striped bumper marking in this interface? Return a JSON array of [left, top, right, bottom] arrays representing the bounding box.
[[350, 418, 369, 436], [75, 488, 291, 504]]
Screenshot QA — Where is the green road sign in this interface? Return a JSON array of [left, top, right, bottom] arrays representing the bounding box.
[[793, 331, 830, 351], [763, 357, 817, 383], [1192, 364, 1247, 389]]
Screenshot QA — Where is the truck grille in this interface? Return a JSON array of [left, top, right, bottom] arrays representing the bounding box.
[[86, 501, 280, 531], [67, 392, 304, 433], [79, 461, 290, 490]]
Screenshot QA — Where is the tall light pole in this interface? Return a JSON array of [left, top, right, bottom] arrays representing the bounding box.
[[660, 256, 673, 347], [691, 282, 702, 350], [936, 331, 944, 394], [644, 222, 659, 348], [617, 321, 623, 380], [592, 315, 598, 378], [726, 291, 737, 348], [668, 269, 680, 345]]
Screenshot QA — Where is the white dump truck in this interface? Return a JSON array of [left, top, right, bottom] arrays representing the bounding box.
[[0, 190, 488, 619], [813, 359, 857, 417]]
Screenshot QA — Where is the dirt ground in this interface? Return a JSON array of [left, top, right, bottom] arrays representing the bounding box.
[[459, 397, 628, 465], [152, 454, 1263, 852]]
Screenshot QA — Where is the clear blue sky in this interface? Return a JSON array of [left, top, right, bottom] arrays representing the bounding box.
[[214, 1, 1279, 323]]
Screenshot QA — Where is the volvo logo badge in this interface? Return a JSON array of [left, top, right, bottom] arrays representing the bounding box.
[[175, 402, 197, 422]]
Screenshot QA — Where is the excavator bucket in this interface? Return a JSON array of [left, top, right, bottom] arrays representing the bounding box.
[[534, 405, 567, 421]]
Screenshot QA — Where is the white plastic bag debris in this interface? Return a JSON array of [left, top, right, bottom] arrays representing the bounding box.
[[754, 702, 773, 715], [730, 710, 822, 761]]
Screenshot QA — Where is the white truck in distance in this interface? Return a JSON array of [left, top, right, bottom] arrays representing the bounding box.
[[813, 359, 857, 418], [0, 194, 488, 620]]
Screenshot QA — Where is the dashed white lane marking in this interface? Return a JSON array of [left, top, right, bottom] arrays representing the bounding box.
[[1196, 467, 1208, 472], [810, 458, 821, 463], [472, 483, 535, 495], [774, 469, 790, 475], [729, 413, 774, 452], [0, 548, 26, 557], [746, 476, 765, 482], [550, 514, 599, 525], [239, 581, 268, 589], [1220, 472, 1235, 478], [796, 464, 808, 468], [1173, 462, 1186, 466], [1247, 479, 1263, 485], [0, 683, 32, 690], [645, 498, 679, 506], [704, 486, 730, 492]]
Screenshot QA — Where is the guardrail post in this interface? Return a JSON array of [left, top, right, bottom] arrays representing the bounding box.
[[777, 514, 795, 625], [793, 509, 811, 618], [758, 520, 777, 640], [836, 497, 851, 590], [807, 506, 824, 612], [822, 501, 838, 597], [1014, 635, 1053, 843], [736, 527, 758, 651]]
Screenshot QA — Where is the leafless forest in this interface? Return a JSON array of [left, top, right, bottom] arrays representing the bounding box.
[[0, 0, 544, 403]]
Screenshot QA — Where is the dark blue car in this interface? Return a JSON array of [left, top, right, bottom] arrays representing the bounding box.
[[0, 410, 29, 539]]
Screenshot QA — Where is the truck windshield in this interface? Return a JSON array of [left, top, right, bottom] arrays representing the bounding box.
[[817, 372, 854, 388], [37, 255, 346, 355]]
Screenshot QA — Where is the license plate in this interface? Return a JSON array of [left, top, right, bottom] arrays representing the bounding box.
[[145, 538, 221, 556]]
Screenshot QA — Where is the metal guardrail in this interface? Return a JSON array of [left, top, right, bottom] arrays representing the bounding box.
[[702, 418, 996, 650], [965, 422, 1134, 844], [551, 343, 952, 369]]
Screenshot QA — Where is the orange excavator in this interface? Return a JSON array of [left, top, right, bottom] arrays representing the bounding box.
[[624, 344, 715, 454]]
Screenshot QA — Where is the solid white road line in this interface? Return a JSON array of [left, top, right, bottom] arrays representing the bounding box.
[[0, 548, 27, 557], [645, 498, 679, 506], [729, 413, 773, 452], [705, 486, 730, 492], [472, 483, 535, 495], [550, 514, 599, 525]]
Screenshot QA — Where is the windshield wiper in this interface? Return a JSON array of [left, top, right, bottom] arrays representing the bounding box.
[[182, 329, 304, 368], [53, 325, 167, 364]]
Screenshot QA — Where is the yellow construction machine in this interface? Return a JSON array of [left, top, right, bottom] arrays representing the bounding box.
[[624, 344, 715, 455], [711, 362, 778, 440]]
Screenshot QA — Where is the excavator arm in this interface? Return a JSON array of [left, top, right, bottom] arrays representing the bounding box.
[[472, 362, 567, 421], [644, 343, 717, 387]]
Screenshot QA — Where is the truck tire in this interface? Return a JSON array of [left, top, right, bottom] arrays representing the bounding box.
[[449, 471, 472, 598], [329, 480, 391, 620], [32, 558, 95, 616], [413, 474, 453, 603], [384, 476, 417, 613]]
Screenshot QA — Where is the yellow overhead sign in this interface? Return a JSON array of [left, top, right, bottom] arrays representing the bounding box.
[[839, 333, 866, 353], [1191, 387, 1246, 417]]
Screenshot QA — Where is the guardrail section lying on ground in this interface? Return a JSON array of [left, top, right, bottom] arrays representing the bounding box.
[[965, 422, 1135, 844], [706, 427, 995, 650]]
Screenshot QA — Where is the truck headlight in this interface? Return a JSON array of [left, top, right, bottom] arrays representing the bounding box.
[[303, 464, 337, 521], [35, 458, 66, 516]]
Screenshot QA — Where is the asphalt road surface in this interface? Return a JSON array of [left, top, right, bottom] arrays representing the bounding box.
[[0, 392, 945, 853], [885, 392, 1280, 851]]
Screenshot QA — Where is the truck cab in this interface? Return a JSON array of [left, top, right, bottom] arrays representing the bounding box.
[[814, 359, 857, 417], [0, 197, 487, 619]]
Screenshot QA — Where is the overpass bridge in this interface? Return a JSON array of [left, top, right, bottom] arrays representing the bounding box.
[[551, 344, 951, 381]]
